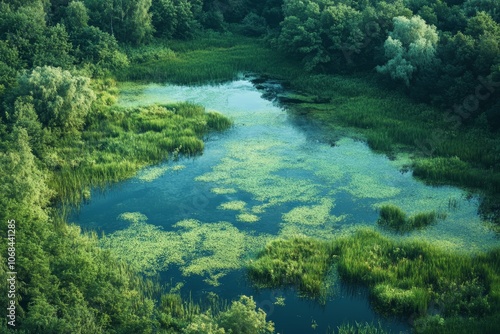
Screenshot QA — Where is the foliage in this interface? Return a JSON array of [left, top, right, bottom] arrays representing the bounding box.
[[335, 322, 388, 334], [377, 204, 439, 232], [376, 15, 439, 86], [14, 66, 96, 133], [217, 296, 274, 334], [248, 237, 335, 296], [184, 296, 274, 334], [83, 0, 154, 44]]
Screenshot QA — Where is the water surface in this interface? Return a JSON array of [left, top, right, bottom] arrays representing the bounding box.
[[71, 80, 498, 333]]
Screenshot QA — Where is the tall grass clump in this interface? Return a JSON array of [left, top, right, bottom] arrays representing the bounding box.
[[377, 205, 439, 232], [333, 228, 497, 318], [49, 101, 231, 205], [335, 321, 388, 334], [118, 33, 301, 84], [377, 205, 407, 230], [248, 228, 500, 330], [248, 237, 335, 297], [413, 157, 500, 193]]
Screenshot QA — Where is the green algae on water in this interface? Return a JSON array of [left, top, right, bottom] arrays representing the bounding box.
[[282, 198, 336, 226], [118, 212, 149, 224], [211, 187, 237, 195], [237, 213, 260, 223], [342, 174, 400, 199], [102, 213, 271, 285], [218, 200, 247, 211], [137, 166, 169, 182]]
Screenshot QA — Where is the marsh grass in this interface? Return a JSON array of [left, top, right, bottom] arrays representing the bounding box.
[[334, 228, 498, 319], [335, 321, 388, 334], [249, 228, 500, 331], [247, 237, 336, 298], [49, 101, 231, 205], [377, 204, 440, 232], [119, 33, 301, 84]]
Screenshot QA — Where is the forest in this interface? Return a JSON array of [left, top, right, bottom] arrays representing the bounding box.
[[0, 0, 499, 333]]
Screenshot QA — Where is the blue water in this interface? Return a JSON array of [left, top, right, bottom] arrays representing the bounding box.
[[70, 79, 498, 333]]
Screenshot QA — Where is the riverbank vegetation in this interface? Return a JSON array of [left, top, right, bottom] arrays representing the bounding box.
[[1, 0, 499, 333], [248, 228, 500, 333]]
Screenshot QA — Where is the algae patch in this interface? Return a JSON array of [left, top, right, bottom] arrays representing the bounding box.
[[342, 174, 400, 199], [137, 166, 169, 182], [101, 213, 270, 285], [237, 213, 260, 223], [282, 198, 336, 226], [118, 212, 149, 224], [211, 187, 237, 195], [218, 200, 247, 211]]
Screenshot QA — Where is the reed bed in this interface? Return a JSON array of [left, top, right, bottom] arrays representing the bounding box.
[[49, 102, 231, 205], [248, 228, 500, 331]]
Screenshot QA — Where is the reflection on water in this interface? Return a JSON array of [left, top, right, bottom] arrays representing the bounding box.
[[71, 80, 497, 333]]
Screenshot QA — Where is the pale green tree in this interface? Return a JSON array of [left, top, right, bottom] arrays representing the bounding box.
[[377, 15, 439, 86], [16, 66, 96, 133]]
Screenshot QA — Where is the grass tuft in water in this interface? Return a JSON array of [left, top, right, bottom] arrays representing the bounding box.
[[248, 237, 335, 298], [335, 321, 388, 334], [377, 204, 440, 232]]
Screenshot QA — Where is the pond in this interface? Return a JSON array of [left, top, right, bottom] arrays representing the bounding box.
[[70, 78, 498, 333]]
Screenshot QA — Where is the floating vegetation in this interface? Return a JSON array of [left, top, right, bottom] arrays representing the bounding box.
[[237, 213, 260, 223], [274, 296, 286, 306], [218, 200, 247, 211], [278, 222, 337, 241], [282, 198, 335, 226], [251, 202, 277, 214], [196, 139, 322, 208], [172, 165, 186, 171], [102, 213, 270, 285], [137, 166, 169, 182], [211, 187, 237, 195], [118, 212, 148, 224], [342, 174, 400, 199]]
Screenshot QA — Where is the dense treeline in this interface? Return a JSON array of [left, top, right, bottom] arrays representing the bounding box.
[[270, 0, 500, 130], [2, 1, 499, 129]]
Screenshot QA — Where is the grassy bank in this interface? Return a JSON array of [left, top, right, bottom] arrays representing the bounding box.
[[118, 33, 500, 198], [47, 79, 232, 206], [248, 229, 500, 332]]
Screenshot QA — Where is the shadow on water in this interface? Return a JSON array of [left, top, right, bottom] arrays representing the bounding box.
[[70, 78, 498, 333]]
